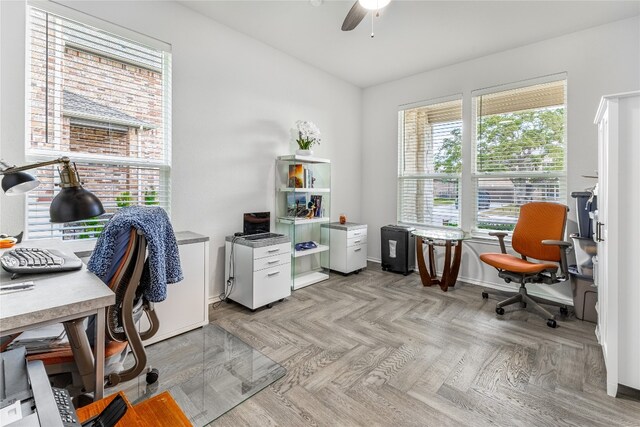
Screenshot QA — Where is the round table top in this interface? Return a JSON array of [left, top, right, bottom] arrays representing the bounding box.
[[412, 228, 471, 241]]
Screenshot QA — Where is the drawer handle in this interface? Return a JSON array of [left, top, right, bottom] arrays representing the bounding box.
[[267, 259, 279, 264], [267, 248, 280, 253], [354, 248, 362, 252], [267, 271, 280, 277], [353, 232, 361, 236], [353, 240, 361, 243]]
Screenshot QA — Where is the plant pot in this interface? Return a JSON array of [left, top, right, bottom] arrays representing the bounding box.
[[296, 149, 313, 156]]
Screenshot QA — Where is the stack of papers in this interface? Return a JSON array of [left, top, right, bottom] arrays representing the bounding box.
[[7, 324, 70, 354]]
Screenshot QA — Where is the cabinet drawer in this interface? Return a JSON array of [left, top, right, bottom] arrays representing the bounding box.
[[347, 235, 367, 247], [254, 242, 290, 260], [254, 252, 290, 272], [253, 264, 292, 308], [346, 244, 367, 271], [347, 228, 367, 239]]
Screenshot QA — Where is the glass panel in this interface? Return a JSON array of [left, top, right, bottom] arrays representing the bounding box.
[[26, 163, 167, 240], [398, 178, 460, 227], [112, 324, 286, 426], [474, 176, 565, 231]]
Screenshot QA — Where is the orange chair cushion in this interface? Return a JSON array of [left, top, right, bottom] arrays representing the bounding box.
[[480, 253, 558, 274], [27, 341, 128, 366], [511, 202, 567, 262]]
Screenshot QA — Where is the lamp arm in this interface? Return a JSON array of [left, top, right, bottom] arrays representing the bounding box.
[[0, 157, 71, 175]]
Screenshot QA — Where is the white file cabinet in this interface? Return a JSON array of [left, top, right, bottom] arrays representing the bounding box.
[[225, 236, 292, 311], [321, 223, 367, 274]]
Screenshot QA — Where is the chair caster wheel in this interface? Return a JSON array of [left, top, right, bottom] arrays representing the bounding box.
[[521, 302, 527, 308], [482, 292, 489, 299], [267, 303, 273, 309], [146, 368, 159, 385], [496, 307, 505, 315], [279, 298, 285, 302], [505, 278, 511, 283], [547, 319, 557, 328], [560, 306, 568, 316]]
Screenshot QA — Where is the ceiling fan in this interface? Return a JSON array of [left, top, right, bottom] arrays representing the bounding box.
[[341, 0, 391, 33]]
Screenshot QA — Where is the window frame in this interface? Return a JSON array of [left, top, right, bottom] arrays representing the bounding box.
[[470, 74, 568, 235], [397, 94, 464, 230], [24, 3, 172, 240]]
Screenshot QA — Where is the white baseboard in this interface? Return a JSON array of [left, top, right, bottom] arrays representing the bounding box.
[[367, 257, 381, 263], [208, 295, 221, 305]]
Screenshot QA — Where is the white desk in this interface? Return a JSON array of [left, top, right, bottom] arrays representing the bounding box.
[[0, 239, 115, 400]]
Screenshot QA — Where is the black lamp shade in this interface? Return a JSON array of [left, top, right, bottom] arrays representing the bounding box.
[[49, 187, 105, 223], [1, 171, 40, 195]]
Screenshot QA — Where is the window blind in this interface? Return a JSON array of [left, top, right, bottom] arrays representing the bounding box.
[[472, 79, 566, 231], [26, 7, 172, 239], [398, 98, 462, 228]]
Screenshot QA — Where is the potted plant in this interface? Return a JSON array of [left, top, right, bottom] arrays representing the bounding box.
[[295, 120, 321, 156]]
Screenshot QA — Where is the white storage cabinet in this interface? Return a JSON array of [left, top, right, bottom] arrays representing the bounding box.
[[321, 223, 367, 274], [594, 91, 640, 396], [224, 238, 292, 311]]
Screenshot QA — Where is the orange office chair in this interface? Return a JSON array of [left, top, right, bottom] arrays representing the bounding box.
[[27, 229, 160, 398], [480, 202, 572, 328]]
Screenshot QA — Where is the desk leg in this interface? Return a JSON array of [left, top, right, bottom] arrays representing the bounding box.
[[440, 241, 452, 291], [416, 237, 433, 286], [94, 307, 105, 401], [448, 240, 463, 289]]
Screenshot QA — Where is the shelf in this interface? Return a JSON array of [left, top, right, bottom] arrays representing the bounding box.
[[277, 155, 331, 164], [293, 244, 329, 258], [278, 187, 330, 193], [277, 217, 331, 225], [292, 271, 329, 290]]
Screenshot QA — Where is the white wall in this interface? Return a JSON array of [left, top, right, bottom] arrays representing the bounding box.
[[362, 16, 640, 304], [0, 0, 362, 300]]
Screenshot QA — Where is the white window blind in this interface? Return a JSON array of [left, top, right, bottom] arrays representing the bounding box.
[[472, 79, 566, 232], [26, 7, 172, 239], [398, 98, 462, 228]]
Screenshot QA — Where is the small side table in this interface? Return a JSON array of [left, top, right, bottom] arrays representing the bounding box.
[[412, 229, 470, 292]]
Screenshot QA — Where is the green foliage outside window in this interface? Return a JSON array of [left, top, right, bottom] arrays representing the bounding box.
[[78, 188, 159, 239]]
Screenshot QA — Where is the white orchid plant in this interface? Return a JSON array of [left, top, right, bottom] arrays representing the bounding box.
[[295, 120, 322, 150]]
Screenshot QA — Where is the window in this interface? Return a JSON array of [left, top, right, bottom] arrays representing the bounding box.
[[26, 7, 171, 239], [472, 79, 566, 232], [398, 98, 462, 228]]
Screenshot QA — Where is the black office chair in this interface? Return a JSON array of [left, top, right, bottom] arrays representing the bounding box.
[[28, 228, 160, 396]]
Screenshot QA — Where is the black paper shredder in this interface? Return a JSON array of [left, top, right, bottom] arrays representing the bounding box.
[[381, 225, 415, 275]]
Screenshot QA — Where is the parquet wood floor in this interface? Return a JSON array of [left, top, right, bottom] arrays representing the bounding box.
[[209, 263, 640, 426]]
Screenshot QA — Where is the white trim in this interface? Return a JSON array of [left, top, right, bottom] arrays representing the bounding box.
[[398, 93, 463, 111], [471, 72, 568, 97], [28, 0, 171, 52], [25, 150, 168, 168]]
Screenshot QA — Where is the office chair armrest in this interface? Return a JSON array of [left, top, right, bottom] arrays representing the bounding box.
[[489, 232, 509, 254], [542, 240, 572, 279]]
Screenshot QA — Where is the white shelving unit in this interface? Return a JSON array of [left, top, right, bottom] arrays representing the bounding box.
[[275, 155, 331, 290]]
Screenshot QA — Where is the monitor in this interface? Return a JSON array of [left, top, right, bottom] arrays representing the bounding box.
[[243, 212, 270, 235]]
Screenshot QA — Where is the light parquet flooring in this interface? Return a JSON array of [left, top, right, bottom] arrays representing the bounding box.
[[209, 263, 640, 426]]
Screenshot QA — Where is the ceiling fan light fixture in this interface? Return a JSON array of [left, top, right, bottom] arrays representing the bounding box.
[[358, 0, 390, 11]]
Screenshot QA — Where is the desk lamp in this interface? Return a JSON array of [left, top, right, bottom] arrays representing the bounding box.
[[0, 157, 104, 222]]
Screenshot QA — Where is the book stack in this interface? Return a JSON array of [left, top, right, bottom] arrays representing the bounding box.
[[7, 324, 70, 354], [288, 165, 315, 189], [310, 195, 323, 217]]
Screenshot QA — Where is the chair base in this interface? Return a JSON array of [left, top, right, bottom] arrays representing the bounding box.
[[483, 285, 568, 328]]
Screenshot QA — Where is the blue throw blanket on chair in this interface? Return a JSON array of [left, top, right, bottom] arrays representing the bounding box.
[[88, 206, 183, 302]]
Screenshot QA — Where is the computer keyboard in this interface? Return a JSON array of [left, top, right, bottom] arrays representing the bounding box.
[[1, 247, 83, 275]]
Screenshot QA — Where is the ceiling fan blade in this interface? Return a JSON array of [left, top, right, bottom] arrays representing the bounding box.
[[341, 1, 368, 31]]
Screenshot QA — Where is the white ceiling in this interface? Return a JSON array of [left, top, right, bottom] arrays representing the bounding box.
[[179, 0, 640, 88]]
